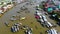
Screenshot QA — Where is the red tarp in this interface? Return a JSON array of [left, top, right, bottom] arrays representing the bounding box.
[[35, 15, 40, 19]]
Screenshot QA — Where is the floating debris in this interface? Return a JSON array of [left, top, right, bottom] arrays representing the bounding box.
[[22, 25, 28, 30], [12, 15, 16, 17], [14, 23, 20, 26], [4, 22, 9, 26], [20, 17, 26, 20], [19, 23, 22, 25], [17, 11, 21, 13], [10, 17, 16, 21]]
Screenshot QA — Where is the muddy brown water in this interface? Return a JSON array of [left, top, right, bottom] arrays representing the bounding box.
[[0, 2, 48, 34]]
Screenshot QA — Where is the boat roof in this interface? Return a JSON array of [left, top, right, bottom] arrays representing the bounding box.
[[47, 22, 53, 27]]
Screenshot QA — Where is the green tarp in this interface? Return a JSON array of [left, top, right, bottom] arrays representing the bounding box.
[[58, 5, 60, 9], [47, 7, 53, 12]]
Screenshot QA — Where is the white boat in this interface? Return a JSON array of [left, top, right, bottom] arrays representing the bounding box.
[[47, 28, 57, 34], [36, 10, 42, 16], [47, 22, 53, 27]]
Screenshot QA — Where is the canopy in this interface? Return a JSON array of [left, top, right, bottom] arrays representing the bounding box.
[[47, 7, 53, 12]]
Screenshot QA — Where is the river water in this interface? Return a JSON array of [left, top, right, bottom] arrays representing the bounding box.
[[0, 2, 49, 34]]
